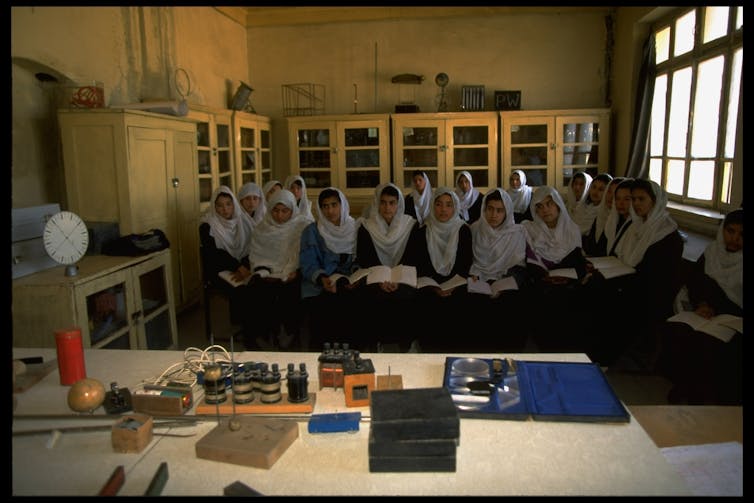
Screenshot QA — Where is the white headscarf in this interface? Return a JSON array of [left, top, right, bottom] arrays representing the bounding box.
[[703, 213, 743, 308], [315, 187, 358, 255], [238, 182, 266, 225], [507, 169, 533, 214], [594, 177, 622, 243], [604, 179, 636, 256], [200, 185, 253, 261], [522, 186, 582, 264], [361, 182, 416, 267], [572, 193, 601, 235], [409, 172, 433, 225], [470, 189, 527, 281], [564, 171, 593, 216], [615, 180, 678, 268], [248, 189, 310, 275], [454, 171, 481, 221], [424, 187, 466, 276], [284, 174, 315, 222], [262, 180, 283, 202]]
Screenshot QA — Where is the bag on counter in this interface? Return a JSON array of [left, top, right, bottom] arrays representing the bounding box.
[[102, 229, 170, 256]]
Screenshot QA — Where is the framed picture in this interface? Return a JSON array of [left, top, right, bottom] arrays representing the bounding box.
[[494, 91, 522, 110]]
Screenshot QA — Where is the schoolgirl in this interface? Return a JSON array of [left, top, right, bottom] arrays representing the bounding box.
[[238, 182, 266, 225], [404, 170, 433, 225], [454, 170, 483, 224], [507, 169, 533, 223], [284, 174, 315, 222]]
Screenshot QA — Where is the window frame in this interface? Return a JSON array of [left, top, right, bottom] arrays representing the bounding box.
[[650, 6, 743, 213]]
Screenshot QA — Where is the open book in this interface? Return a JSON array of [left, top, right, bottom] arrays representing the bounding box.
[[218, 270, 251, 288], [547, 267, 579, 279], [667, 311, 743, 343], [416, 274, 467, 293], [330, 265, 418, 288], [467, 276, 519, 298], [253, 269, 291, 282], [587, 256, 636, 279]]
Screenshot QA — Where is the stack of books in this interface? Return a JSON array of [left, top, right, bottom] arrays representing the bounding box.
[[368, 387, 460, 472]]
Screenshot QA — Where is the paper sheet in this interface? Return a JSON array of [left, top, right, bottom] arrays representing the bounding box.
[[660, 441, 742, 496]]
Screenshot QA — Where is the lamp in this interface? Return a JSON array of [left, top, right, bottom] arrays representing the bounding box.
[[230, 81, 254, 111]]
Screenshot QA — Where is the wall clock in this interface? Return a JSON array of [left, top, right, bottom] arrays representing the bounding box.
[[43, 211, 89, 276]]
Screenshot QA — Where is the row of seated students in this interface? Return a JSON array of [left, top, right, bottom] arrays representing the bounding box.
[[199, 172, 742, 405]]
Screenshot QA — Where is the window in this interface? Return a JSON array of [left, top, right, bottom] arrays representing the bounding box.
[[649, 6, 742, 211]]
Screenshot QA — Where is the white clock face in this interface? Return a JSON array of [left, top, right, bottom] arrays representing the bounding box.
[[43, 211, 89, 265]]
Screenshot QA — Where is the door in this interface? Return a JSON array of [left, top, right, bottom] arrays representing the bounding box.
[[502, 116, 554, 189]]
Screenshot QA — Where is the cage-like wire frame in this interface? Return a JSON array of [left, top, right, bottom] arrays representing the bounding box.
[[281, 83, 325, 116]]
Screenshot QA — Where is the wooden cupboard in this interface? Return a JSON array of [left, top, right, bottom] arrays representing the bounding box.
[[232, 111, 273, 189], [57, 109, 201, 309]]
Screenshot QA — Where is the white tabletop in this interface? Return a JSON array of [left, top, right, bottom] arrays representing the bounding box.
[[12, 347, 691, 496]]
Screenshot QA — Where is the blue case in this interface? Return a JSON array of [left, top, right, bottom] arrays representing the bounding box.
[[308, 412, 362, 433], [443, 357, 630, 423]]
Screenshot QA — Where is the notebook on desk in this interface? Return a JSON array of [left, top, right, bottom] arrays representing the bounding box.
[[442, 357, 630, 423]]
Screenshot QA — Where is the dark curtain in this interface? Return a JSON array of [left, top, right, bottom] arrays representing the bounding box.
[[624, 32, 656, 179]]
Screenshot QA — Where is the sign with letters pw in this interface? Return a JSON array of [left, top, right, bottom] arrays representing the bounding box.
[[494, 91, 522, 110]]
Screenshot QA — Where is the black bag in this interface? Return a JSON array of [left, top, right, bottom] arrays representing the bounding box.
[[102, 229, 170, 256]]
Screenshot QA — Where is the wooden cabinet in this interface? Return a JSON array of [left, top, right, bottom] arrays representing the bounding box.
[[232, 111, 273, 189], [12, 250, 178, 350], [185, 106, 234, 213], [57, 109, 201, 310], [500, 108, 611, 190], [287, 114, 391, 212], [391, 112, 499, 194]]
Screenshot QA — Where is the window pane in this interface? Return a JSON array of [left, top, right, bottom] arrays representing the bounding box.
[[650, 74, 667, 156], [674, 10, 696, 57], [691, 55, 724, 158], [655, 26, 670, 64], [736, 6, 742, 30], [667, 67, 692, 157], [688, 160, 714, 200], [703, 6, 729, 43], [666, 159, 685, 195], [649, 158, 663, 186], [725, 48, 742, 158], [720, 161, 732, 205]]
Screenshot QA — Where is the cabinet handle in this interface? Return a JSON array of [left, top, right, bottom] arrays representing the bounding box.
[[172, 178, 179, 188], [439, 145, 447, 152], [331, 147, 338, 154], [550, 143, 557, 150]]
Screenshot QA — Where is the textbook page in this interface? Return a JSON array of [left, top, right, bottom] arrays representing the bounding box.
[[366, 265, 417, 287], [254, 269, 290, 282], [467, 276, 518, 297], [547, 267, 578, 279], [666, 311, 739, 342], [417, 274, 467, 292], [588, 256, 636, 279], [218, 270, 250, 287], [329, 267, 371, 285]]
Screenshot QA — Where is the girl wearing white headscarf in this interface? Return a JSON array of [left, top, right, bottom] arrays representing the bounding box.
[[238, 182, 266, 225], [262, 179, 283, 202], [470, 189, 527, 282], [299, 187, 360, 348], [454, 171, 483, 224], [522, 186, 585, 275], [199, 185, 253, 324], [603, 178, 635, 257], [507, 169, 533, 223], [284, 174, 315, 222], [245, 189, 311, 350], [404, 170, 433, 225], [573, 173, 613, 237], [656, 208, 743, 404], [563, 171, 593, 217], [584, 176, 625, 256]]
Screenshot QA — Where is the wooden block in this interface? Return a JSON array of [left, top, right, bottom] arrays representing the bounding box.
[[195, 417, 299, 469], [344, 373, 375, 408], [112, 413, 153, 453], [376, 375, 403, 390], [195, 392, 316, 415]]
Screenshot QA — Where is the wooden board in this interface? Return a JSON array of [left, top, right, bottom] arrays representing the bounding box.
[[195, 416, 299, 469], [376, 375, 403, 390], [195, 392, 315, 415], [13, 359, 58, 393]]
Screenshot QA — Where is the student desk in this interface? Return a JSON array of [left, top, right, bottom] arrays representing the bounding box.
[[12, 348, 691, 496]]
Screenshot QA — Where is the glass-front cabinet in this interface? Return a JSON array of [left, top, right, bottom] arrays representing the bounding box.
[[500, 109, 610, 191], [287, 114, 390, 211], [233, 111, 272, 189], [186, 106, 233, 212], [391, 112, 498, 193]]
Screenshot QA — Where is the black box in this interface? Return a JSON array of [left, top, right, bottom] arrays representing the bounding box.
[[370, 387, 459, 441], [369, 454, 456, 473], [368, 429, 458, 457]]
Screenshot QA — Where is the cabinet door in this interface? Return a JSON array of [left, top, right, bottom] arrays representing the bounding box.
[[192, 110, 233, 212], [501, 116, 554, 189], [130, 252, 178, 350], [337, 119, 389, 198], [127, 127, 174, 235], [290, 120, 337, 191], [74, 269, 136, 349], [392, 118, 444, 190], [446, 116, 498, 192], [235, 115, 273, 187], [173, 130, 201, 308], [556, 114, 606, 189]]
